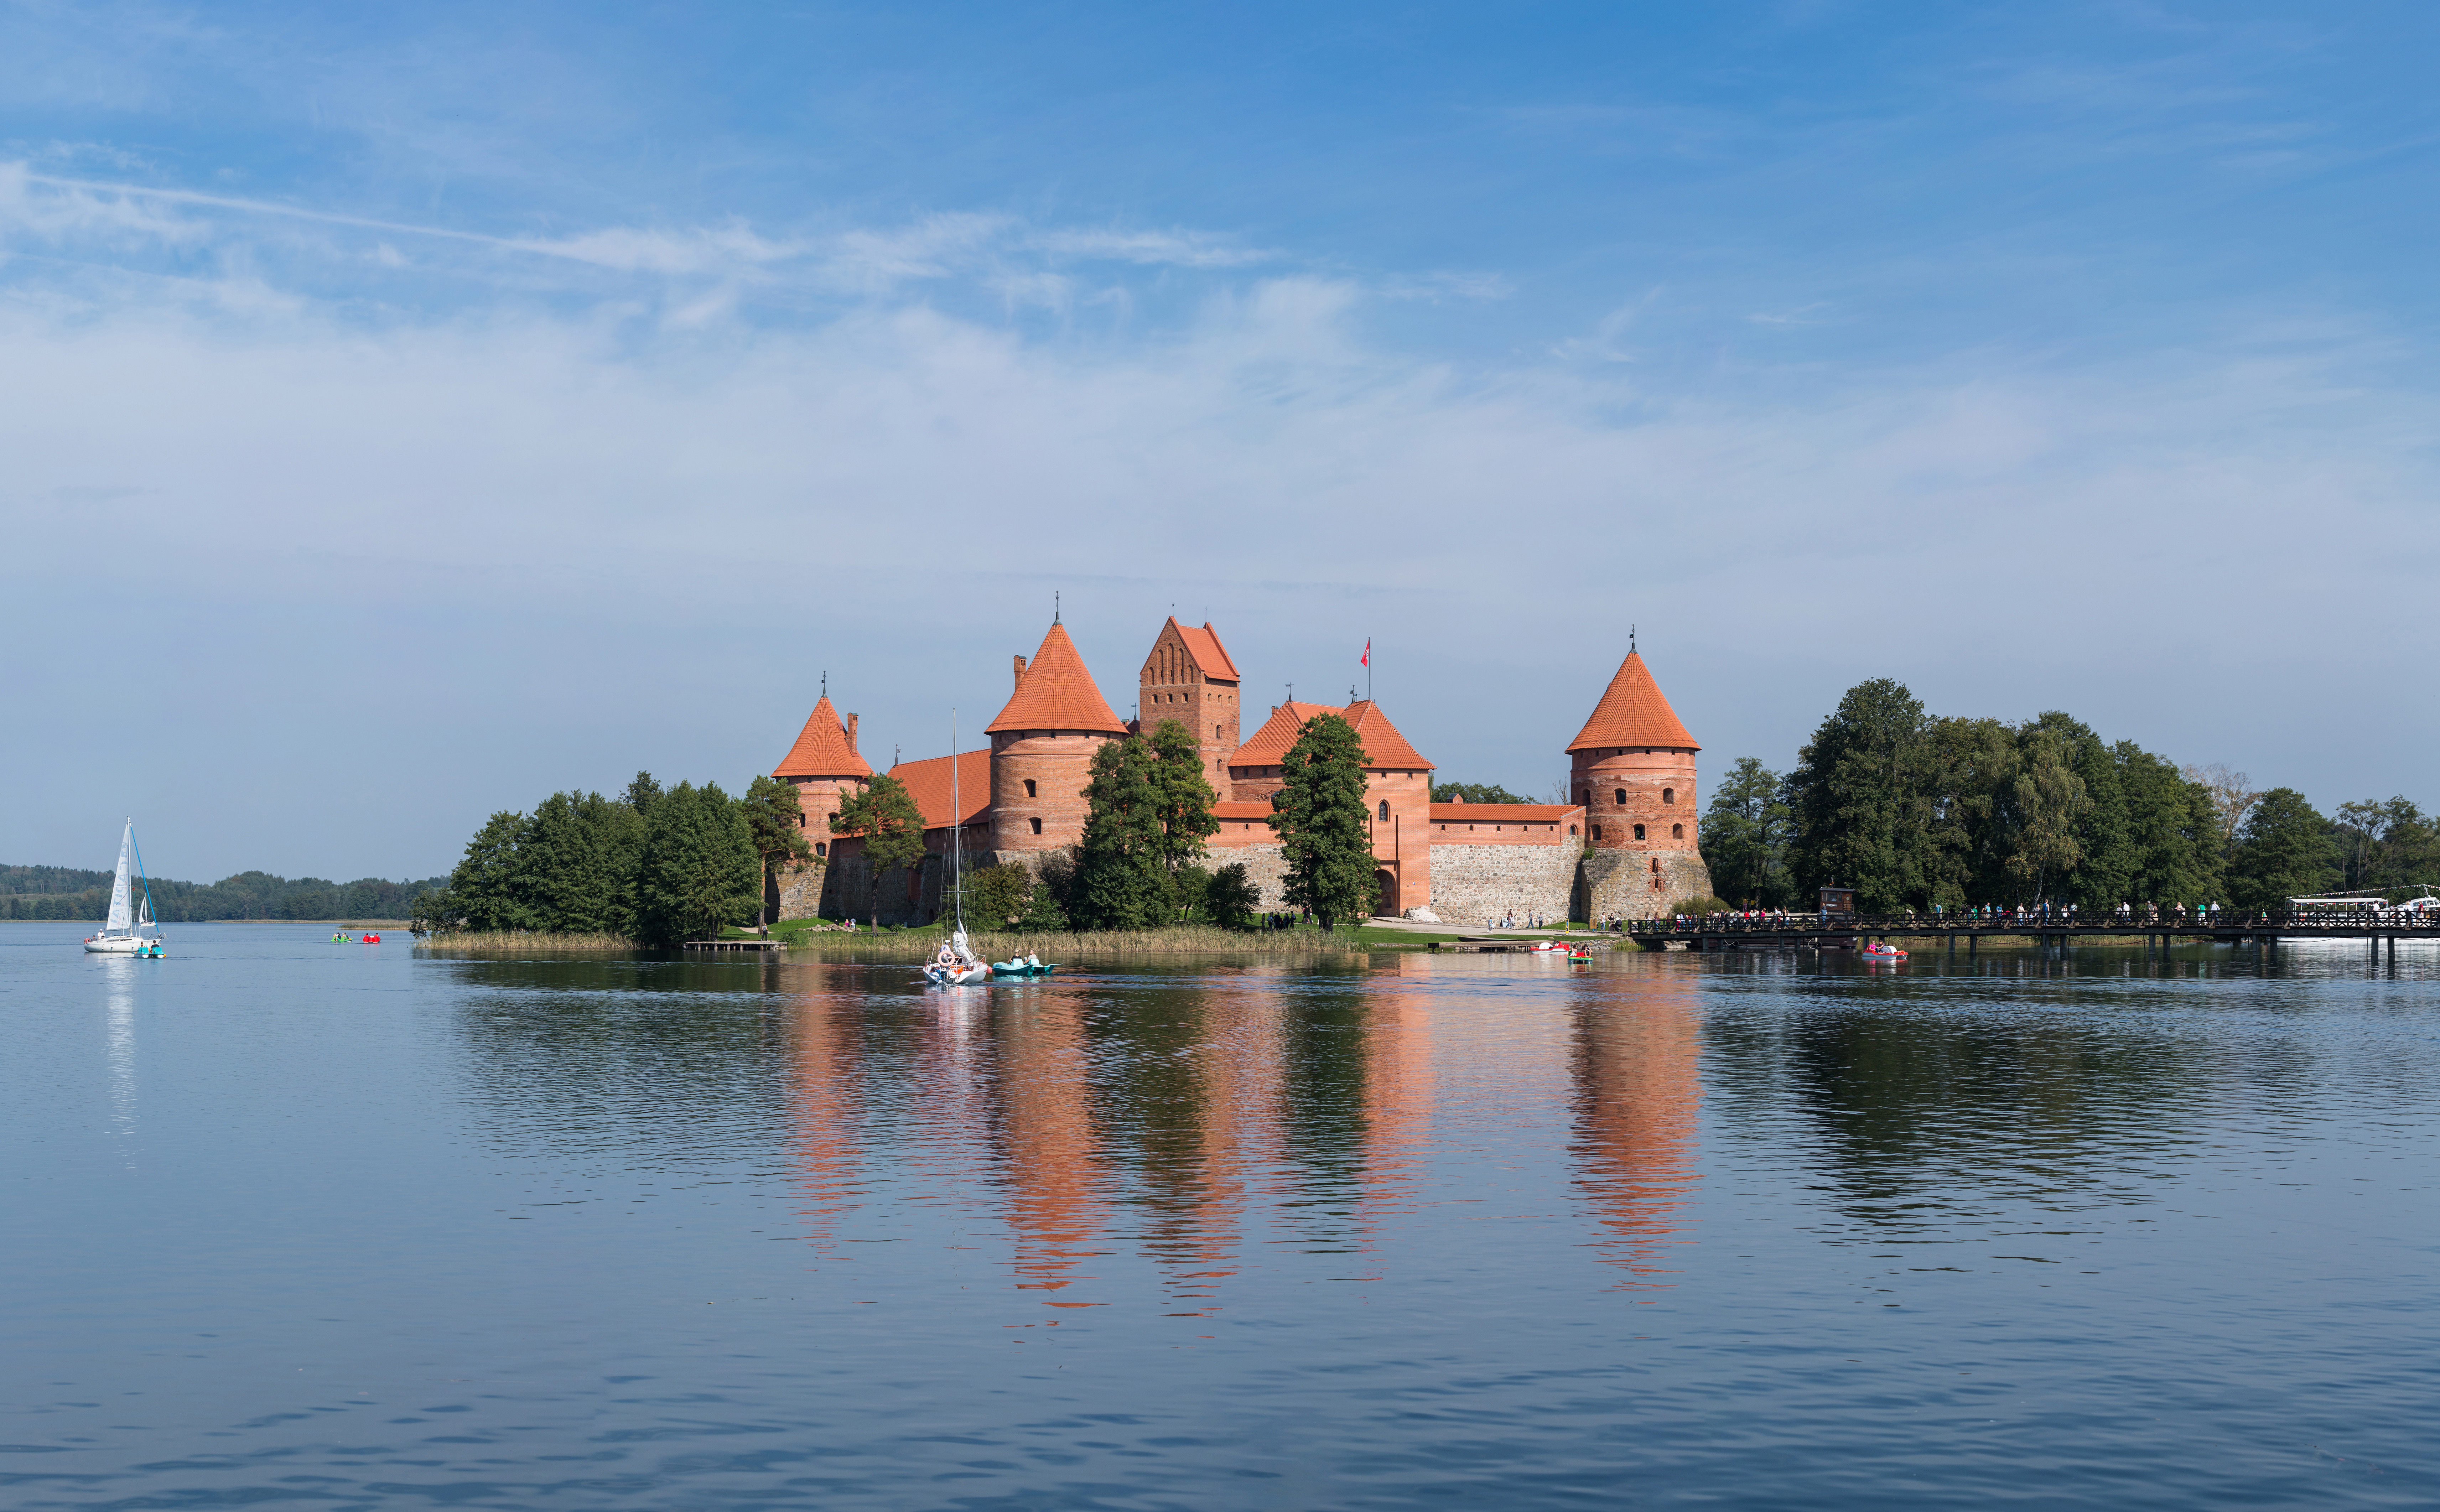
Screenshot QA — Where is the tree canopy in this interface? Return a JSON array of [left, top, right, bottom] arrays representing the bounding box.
[[831, 774, 926, 881], [1432, 781, 1531, 805], [1268, 712, 1376, 928]]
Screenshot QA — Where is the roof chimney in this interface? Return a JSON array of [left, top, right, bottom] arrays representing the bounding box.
[[1013, 654, 1028, 690], [845, 713, 859, 754]]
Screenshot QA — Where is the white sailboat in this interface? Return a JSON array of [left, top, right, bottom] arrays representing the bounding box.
[[83, 820, 165, 957], [923, 712, 992, 987]]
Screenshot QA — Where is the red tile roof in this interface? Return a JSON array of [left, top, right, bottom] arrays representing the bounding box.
[[887, 749, 992, 832], [1227, 699, 1435, 771], [1566, 651, 1699, 753], [774, 695, 872, 778], [1227, 701, 1343, 767], [986, 622, 1129, 735], [1428, 803, 1579, 823], [1341, 700, 1434, 771], [1176, 620, 1240, 682], [1213, 800, 1274, 820]]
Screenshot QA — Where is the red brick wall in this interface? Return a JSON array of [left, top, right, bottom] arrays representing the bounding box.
[[1569, 747, 1700, 854], [988, 730, 1112, 852]]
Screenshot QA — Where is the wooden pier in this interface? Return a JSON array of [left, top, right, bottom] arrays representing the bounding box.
[[682, 938, 788, 952]]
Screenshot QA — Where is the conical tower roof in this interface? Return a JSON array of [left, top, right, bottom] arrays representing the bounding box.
[[774, 695, 872, 778], [987, 622, 1128, 734], [1566, 650, 1698, 753]]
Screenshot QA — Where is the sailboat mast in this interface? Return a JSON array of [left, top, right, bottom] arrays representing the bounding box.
[[949, 709, 964, 929]]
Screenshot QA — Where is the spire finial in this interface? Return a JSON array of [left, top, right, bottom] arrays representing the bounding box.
[[1630, 623, 1637, 654], [1054, 590, 1061, 625], [821, 669, 827, 698]]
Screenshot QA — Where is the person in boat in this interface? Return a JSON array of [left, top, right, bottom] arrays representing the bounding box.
[[1026, 953, 1041, 970]]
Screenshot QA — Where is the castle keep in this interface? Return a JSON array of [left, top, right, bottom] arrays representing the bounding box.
[[773, 615, 1712, 926]]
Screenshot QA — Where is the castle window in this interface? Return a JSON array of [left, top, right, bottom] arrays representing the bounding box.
[[1633, 824, 1646, 840], [1029, 817, 1042, 835], [1662, 788, 1675, 805], [1650, 857, 1660, 873], [1569, 825, 1578, 836], [1614, 789, 1627, 805], [815, 842, 827, 857], [1672, 823, 1683, 839], [1378, 800, 1390, 821], [1592, 825, 1602, 841], [1024, 779, 1037, 798], [1579, 789, 1589, 806]]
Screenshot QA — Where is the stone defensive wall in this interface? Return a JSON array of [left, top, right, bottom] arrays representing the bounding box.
[[1427, 844, 1583, 927], [1581, 848, 1714, 923]]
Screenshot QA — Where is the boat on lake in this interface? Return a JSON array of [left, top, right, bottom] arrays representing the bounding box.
[[83, 820, 165, 957]]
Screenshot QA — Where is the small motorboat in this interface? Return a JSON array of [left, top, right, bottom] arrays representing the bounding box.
[[1528, 940, 1573, 954], [1862, 942, 1907, 961], [991, 956, 1056, 977]]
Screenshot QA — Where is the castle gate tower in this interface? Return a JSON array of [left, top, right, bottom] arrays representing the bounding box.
[[1567, 648, 1714, 920], [1138, 617, 1242, 795], [987, 619, 1130, 855]]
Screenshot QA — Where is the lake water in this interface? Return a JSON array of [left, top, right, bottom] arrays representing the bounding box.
[[5, 923, 2436, 1509]]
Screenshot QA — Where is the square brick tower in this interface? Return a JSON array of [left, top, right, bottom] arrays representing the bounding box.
[[1567, 648, 1714, 919], [1137, 617, 1242, 795]]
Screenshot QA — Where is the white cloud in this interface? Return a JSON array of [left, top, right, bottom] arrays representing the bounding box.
[[0, 199, 2433, 878]]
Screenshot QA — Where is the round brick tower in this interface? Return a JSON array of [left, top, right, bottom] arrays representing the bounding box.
[[1567, 648, 1713, 919], [773, 693, 873, 918], [987, 620, 1130, 856]]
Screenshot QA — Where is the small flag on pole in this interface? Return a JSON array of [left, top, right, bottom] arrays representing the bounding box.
[[1361, 639, 1371, 668]]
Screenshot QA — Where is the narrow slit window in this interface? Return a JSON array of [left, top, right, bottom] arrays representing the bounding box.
[[1029, 817, 1042, 835], [1024, 779, 1037, 798], [1672, 823, 1683, 839], [1614, 788, 1627, 806], [1662, 787, 1675, 805], [1378, 800, 1390, 821], [1633, 824, 1646, 840]]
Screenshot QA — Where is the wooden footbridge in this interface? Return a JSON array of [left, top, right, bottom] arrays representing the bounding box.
[[1623, 909, 2440, 962]]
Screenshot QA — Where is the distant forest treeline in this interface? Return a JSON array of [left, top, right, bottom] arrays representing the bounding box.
[[0, 864, 447, 921], [1699, 678, 2436, 912]]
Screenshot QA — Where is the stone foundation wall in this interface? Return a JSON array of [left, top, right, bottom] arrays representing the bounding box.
[[1427, 843, 1583, 926], [1580, 848, 1714, 922]]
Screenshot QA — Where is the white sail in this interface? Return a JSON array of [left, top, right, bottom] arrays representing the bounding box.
[[104, 821, 134, 935]]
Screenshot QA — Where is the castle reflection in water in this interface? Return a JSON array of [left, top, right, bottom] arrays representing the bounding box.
[[783, 954, 1702, 1311]]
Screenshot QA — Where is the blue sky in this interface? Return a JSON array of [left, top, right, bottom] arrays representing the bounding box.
[[4, 1, 2435, 880]]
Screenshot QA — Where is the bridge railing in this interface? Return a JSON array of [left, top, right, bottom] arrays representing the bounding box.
[[1620, 908, 2415, 937]]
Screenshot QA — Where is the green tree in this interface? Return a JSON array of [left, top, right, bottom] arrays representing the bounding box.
[[2114, 745, 2223, 906], [1075, 735, 1168, 928], [2333, 797, 2437, 894], [832, 774, 928, 920], [1146, 719, 1222, 876], [1268, 712, 1376, 928], [1919, 716, 2016, 907], [1787, 679, 1936, 911], [1432, 781, 1532, 805], [636, 781, 761, 945], [970, 863, 1034, 925], [1699, 757, 1795, 907], [741, 775, 817, 935], [624, 771, 665, 818], [445, 811, 529, 931], [509, 791, 638, 934], [2226, 787, 2338, 909], [1205, 861, 1260, 929], [2003, 722, 2091, 904]]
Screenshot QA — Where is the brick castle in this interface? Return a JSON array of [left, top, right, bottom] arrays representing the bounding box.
[[771, 615, 1713, 926]]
